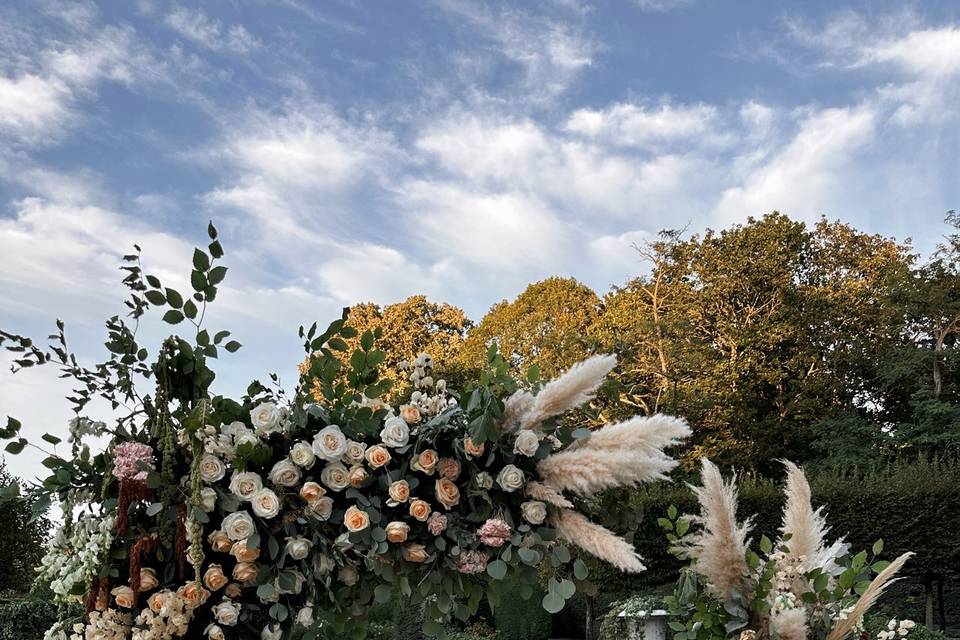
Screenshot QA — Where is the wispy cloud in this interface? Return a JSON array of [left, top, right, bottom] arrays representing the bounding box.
[[164, 6, 261, 54]]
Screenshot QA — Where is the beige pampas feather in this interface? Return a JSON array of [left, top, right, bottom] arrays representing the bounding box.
[[780, 460, 830, 568], [675, 459, 752, 600], [518, 354, 617, 430], [825, 552, 913, 640], [524, 481, 574, 508], [550, 508, 646, 573], [770, 608, 808, 640], [537, 415, 689, 496], [499, 390, 534, 431]]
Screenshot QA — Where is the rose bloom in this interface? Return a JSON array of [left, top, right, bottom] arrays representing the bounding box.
[[285, 536, 312, 561], [435, 478, 460, 510], [348, 465, 369, 488], [365, 445, 392, 469], [139, 567, 159, 592], [179, 582, 211, 607], [222, 512, 256, 541], [380, 416, 410, 448], [232, 562, 258, 584], [224, 583, 243, 599], [342, 440, 366, 465], [338, 565, 359, 586], [250, 401, 282, 435], [312, 425, 348, 461], [409, 499, 431, 522], [437, 458, 461, 481], [297, 605, 314, 628], [299, 481, 326, 502], [320, 462, 350, 491], [427, 512, 447, 535], [308, 496, 334, 521], [385, 521, 410, 543], [230, 540, 260, 563], [289, 441, 316, 469], [521, 500, 547, 525], [208, 530, 234, 552], [314, 554, 334, 576], [200, 487, 218, 512], [268, 459, 301, 487], [388, 480, 410, 504], [464, 437, 485, 458], [111, 586, 135, 608], [199, 454, 226, 483], [147, 591, 169, 614], [399, 404, 421, 424], [344, 505, 371, 532], [204, 564, 229, 591], [475, 472, 493, 490], [496, 464, 525, 492], [401, 543, 428, 563], [206, 624, 225, 640], [411, 449, 438, 475], [229, 471, 263, 501], [251, 487, 281, 518], [262, 624, 283, 640], [212, 600, 240, 626], [513, 430, 540, 457]]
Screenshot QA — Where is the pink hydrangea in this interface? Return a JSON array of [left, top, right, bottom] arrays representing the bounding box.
[[457, 550, 490, 574], [427, 512, 447, 536], [477, 518, 511, 547], [112, 441, 155, 481]]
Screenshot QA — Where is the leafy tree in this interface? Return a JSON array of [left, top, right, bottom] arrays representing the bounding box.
[[0, 460, 50, 593]]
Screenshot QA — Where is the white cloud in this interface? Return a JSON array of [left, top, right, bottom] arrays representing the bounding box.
[[564, 101, 723, 148], [0, 74, 71, 143], [317, 244, 449, 305], [858, 27, 960, 78], [164, 7, 261, 54], [633, 0, 694, 12]]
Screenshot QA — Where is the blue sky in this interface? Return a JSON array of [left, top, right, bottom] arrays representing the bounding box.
[[2, 0, 960, 479]]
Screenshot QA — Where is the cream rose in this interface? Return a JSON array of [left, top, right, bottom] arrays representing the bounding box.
[[206, 624, 225, 640], [262, 624, 283, 640], [388, 480, 410, 505], [225, 583, 243, 599], [399, 404, 421, 424], [320, 462, 350, 491], [222, 512, 256, 541], [230, 540, 260, 563], [232, 562, 258, 584], [402, 544, 428, 563], [296, 605, 314, 628], [285, 536, 312, 561], [251, 487, 281, 518], [179, 582, 210, 607], [111, 585, 135, 608], [250, 401, 282, 435], [521, 500, 547, 525], [139, 567, 159, 592], [496, 464, 525, 492], [308, 496, 334, 520], [290, 441, 316, 469], [408, 499, 431, 521], [379, 416, 410, 448], [365, 445, 391, 469], [147, 591, 168, 614], [464, 437, 485, 458], [348, 465, 369, 488], [200, 487, 218, 512], [513, 430, 540, 457], [476, 472, 493, 490], [435, 478, 460, 510], [344, 505, 370, 532], [300, 481, 326, 502], [204, 564, 230, 591], [411, 449, 438, 475], [212, 600, 239, 626], [229, 471, 263, 501], [208, 530, 233, 552], [312, 425, 348, 461], [385, 521, 410, 543], [268, 459, 301, 487], [342, 440, 366, 465], [199, 454, 226, 483]]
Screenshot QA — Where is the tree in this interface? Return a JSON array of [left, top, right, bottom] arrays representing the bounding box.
[[0, 460, 50, 593]]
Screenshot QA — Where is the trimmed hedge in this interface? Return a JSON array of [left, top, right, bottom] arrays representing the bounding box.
[[492, 585, 552, 640], [0, 594, 63, 640]]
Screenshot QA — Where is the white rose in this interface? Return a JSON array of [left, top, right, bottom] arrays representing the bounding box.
[[212, 600, 240, 626], [312, 425, 348, 461], [476, 472, 493, 490], [379, 416, 410, 448], [234, 428, 259, 448], [251, 487, 281, 519], [200, 487, 218, 512], [313, 553, 334, 575], [222, 421, 248, 439], [496, 464, 524, 492], [513, 430, 540, 457], [308, 496, 334, 520], [296, 605, 314, 628], [285, 536, 312, 561], [229, 471, 263, 501], [205, 624, 225, 640], [268, 459, 301, 487], [222, 511, 256, 541], [250, 402, 282, 435], [342, 440, 366, 465], [262, 624, 282, 640], [199, 454, 226, 483], [521, 500, 547, 524], [290, 441, 316, 469], [320, 462, 350, 491]]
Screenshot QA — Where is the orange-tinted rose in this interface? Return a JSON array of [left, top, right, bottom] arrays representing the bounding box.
[[385, 521, 410, 543], [388, 480, 410, 504], [208, 530, 233, 553], [365, 445, 391, 469], [399, 404, 421, 424], [435, 478, 460, 510], [203, 564, 229, 591], [230, 540, 260, 562], [402, 544, 428, 563], [409, 499, 431, 521], [138, 567, 159, 592], [344, 505, 370, 532], [412, 449, 438, 475], [464, 437, 485, 458], [232, 562, 258, 584], [300, 481, 325, 502], [111, 586, 135, 608], [178, 582, 210, 607]]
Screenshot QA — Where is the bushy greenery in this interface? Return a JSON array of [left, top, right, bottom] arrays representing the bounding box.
[[863, 614, 947, 640], [0, 592, 75, 640], [491, 585, 552, 640], [598, 593, 668, 640]]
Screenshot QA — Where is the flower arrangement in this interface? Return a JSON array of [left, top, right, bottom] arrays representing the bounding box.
[[0, 224, 691, 640], [659, 459, 912, 640]]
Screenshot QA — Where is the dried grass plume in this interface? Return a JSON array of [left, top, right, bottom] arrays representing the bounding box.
[[824, 552, 914, 640], [518, 354, 617, 430], [550, 508, 646, 573]]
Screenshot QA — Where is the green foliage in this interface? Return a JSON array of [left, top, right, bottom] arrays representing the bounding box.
[[0, 463, 50, 593], [0, 594, 70, 640], [598, 593, 668, 640], [863, 614, 947, 640], [491, 585, 552, 640]]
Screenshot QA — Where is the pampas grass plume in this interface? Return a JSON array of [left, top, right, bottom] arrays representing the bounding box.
[[519, 354, 617, 430], [551, 508, 646, 573]]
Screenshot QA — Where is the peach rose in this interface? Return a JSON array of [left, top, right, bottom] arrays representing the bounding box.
[[230, 540, 260, 563], [232, 562, 258, 584], [399, 404, 421, 424], [146, 591, 168, 613], [402, 544, 428, 563], [409, 499, 431, 522], [437, 458, 461, 481], [411, 449, 438, 475], [224, 583, 243, 599], [388, 480, 410, 504], [300, 481, 326, 502], [435, 478, 460, 510], [111, 585, 135, 608], [344, 505, 370, 532], [208, 530, 233, 553], [365, 445, 391, 469], [138, 567, 159, 592], [348, 465, 369, 488], [203, 564, 229, 591], [385, 521, 410, 543], [178, 582, 210, 607], [464, 437, 485, 458]]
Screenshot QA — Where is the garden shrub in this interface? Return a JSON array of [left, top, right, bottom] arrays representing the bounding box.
[[598, 594, 668, 640], [492, 585, 552, 640], [0, 594, 61, 640], [863, 613, 947, 640]]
